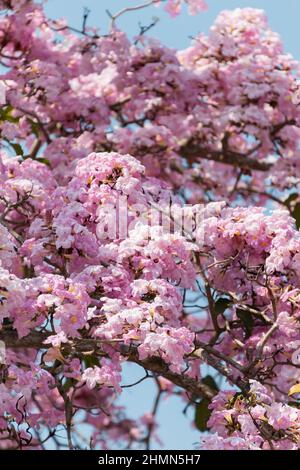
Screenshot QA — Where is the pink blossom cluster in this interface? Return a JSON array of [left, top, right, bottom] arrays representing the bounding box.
[[82, 358, 122, 393], [0, 0, 300, 451], [161, 0, 208, 17], [202, 381, 300, 450]]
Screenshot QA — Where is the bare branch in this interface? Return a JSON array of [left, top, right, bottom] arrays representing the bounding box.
[[109, 0, 160, 30], [181, 141, 271, 172]]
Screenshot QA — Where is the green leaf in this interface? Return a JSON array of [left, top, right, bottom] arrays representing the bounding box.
[[0, 105, 19, 123], [37, 157, 51, 167], [214, 297, 231, 315], [292, 202, 300, 230], [62, 377, 74, 392], [195, 376, 218, 432], [84, 356, 99, 368], [202, 375, 219, 393], [195, 398, 211, 432], [282, 193, 300, 229], [236, 308, 254, 338], [288, 401, 300, 408], [284, 193, 298, 207], [10, 142, 24, 156], [228, 392, 244, 407]]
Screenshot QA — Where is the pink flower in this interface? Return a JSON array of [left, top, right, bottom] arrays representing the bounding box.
[[249, 380, 272, 405], [1, 0, 300, 451], [163, 0, 207, 17], [164, 0, 181, 17], [138, 326, 194, 373], [268, 403, 299, 430], [187, 0, 207, 15], [44, 331, 68, 348], [1, 122, 19, 140], [81, 359, 122, 393], [277, 311, 298, 337]]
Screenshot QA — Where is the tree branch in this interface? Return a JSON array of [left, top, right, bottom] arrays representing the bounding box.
[[181, 141, 271, 172], [0, 328, 216, 401]]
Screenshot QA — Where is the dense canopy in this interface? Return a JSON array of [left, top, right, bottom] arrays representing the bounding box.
[[0, 0, 300, 450]]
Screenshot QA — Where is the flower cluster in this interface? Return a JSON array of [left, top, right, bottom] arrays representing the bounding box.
[[202, 381, 300, 450], [0, 0, 300, 451]]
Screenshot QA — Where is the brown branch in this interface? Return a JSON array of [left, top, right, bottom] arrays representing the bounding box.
[[143, 378, 162, 450], [181, 141, 271, 172], [0, 328, 216, 401], [204, 283, 220, 335], [0, 329, 49, 348], [13, 106, 51, 144], [108, 0, 159, 29], [181, 120, 296, 172], [132, 353, 215, 400]]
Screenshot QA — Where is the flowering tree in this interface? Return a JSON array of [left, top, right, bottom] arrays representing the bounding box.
[[1, 0, 300, 451]]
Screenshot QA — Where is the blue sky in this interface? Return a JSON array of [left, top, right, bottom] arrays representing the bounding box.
[[44, 0, 300, 59], [42, 0, 300, 450]]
